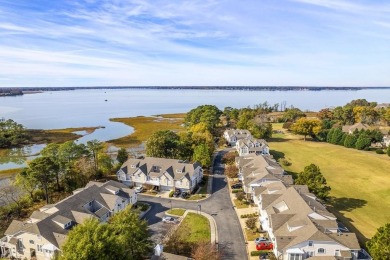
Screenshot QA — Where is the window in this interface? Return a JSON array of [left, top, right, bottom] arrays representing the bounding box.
[[289, 254, 302, 260], [308, 241, 313, 247], [37, 244, 43, 252], [318, 248, 325, 254], [29, 240, 35, 244], [335, 249, 341, 256]]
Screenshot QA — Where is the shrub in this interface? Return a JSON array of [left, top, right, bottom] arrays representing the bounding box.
[[240, 213, 259, 218], [250, 251, 262, 256], [376, 149, 385, 154], [282, 122, 293, 130], [246, 217, 257, 230], [235, 191, 245, 201], [387, 147, 390, 157], [232, 189, 244, 193], [280, 158, 291, 166], [169, 191, 174, 197]]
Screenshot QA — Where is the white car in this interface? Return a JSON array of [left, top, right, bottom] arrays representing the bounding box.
[[254, 237, 268, 244], [135, 187, 144, 193], [162, 216, 177, 224]]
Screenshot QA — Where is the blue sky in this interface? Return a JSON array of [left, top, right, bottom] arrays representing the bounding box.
[[0, 0, 389, 87]]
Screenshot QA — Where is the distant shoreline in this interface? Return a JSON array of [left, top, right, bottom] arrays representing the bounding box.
[[1, 86, 390, 92]]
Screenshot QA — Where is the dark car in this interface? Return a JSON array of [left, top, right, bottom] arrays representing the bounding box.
[[231, 183, 242, 189], [181, 192, 189, 199], [173, 189, 181, 197]]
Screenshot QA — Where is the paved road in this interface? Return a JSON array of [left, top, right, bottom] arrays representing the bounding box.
[[140, 149, 247, 260]]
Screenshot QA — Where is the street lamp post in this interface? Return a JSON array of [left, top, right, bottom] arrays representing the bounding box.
[[169, 200, 172, 210], [198, 204, 201, 214]]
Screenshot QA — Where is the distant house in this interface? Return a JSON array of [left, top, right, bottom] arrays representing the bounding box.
[[0, 181, 136, 260], [236, 137, 269, 156], [223, 129, 252, 146], [383, 135, 390, 147], [117, 157, 203, 193], [341, 123, 369, 134], [375, 103, 390, 109]]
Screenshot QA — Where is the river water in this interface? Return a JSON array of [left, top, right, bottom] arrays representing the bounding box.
[[1, 88, 390, 171]]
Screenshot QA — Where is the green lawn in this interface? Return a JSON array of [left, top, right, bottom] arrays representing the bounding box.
[[178, 212, 210, 243], [269, 127, 390, 242], [167, 208, 186, 216]]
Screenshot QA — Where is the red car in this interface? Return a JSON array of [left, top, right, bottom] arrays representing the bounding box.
[[256, 242, 273, 250]]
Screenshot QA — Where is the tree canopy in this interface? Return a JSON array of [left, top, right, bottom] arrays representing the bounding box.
[[366, 223, 390, 260], [295, 164, 331, 200], [291, 118, 322, 141], [59, 207, 152, 260], [146, 130, 180, 158], [185, 105, 222, 131], [0, 119, 28, 148]]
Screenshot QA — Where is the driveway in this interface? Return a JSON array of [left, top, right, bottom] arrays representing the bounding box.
[[140, 149, 247, 260]]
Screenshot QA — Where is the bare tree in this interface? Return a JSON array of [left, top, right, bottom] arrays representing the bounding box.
[[191, 242, 223, 260]]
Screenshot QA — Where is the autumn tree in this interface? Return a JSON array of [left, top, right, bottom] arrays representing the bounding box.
[[295, 164, 331, 200], [246, 217, 257, 230], [366, 223, 390, 260], [290, 118, 322, 141], [225, 164, 238, 179], [222, 152, 237, 165], [185, 105, 222, 132], [193, 143, 212, 167]]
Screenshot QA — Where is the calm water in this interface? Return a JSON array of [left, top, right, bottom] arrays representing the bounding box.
[[1, 88, 390, 170]]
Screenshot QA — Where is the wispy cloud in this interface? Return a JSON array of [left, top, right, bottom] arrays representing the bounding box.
[[0, 0, 389, 86]]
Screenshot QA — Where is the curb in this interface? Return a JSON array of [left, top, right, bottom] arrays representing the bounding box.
[[138, 202, 152, 219], [186, 209, 218, 245]]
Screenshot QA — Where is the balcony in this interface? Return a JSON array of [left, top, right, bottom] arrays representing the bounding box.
[[145, 179, 160, 186]]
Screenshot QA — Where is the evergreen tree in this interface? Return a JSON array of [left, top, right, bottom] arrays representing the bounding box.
[[117, 148, 129, 165], [366, 223, 390, 260], [295, 164, 331, 200]]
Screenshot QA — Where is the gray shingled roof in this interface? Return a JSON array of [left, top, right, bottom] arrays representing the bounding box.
[[4, 180, 134, 249], [119, 157, 202, 181]]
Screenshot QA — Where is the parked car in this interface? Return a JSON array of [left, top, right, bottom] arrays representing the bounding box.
[[173, 189, 181, 197], [254, 237, 268, 244], [231, 183, 242, 189], [135, 187, 144, 193], [256, 242, 273, 251], [162, 216, 178, 224], [181, 192, 189, 199]]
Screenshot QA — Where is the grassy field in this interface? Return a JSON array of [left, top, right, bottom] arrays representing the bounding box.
[[27, 126, 100, 144], [0, 168, 21, 179], [269, 123, 390, 242], [167, 208, 186, 216], [108, 113, 186, 148], [178, 212, 210, 243]]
